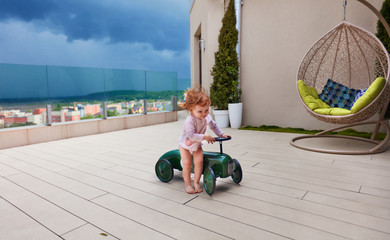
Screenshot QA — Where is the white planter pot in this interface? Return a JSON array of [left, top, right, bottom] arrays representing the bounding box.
[[213, 110, 229, 128], [228, 103, 242, 128]]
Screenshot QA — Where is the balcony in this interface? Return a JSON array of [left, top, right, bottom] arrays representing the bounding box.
[[1, 111, 389, 239], [0, 63, 189, 149]]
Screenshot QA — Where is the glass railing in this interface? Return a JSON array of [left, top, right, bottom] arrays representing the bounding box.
[[177, 77, 191, 108], [0, 63, 190, 129]]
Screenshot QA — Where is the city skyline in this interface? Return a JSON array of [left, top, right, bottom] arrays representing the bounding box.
[[0, 99, 176, 128]]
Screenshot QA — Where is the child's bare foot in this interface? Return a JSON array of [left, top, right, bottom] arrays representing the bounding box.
[[194, 184, 203, 193], [185, 185, 195, 194]]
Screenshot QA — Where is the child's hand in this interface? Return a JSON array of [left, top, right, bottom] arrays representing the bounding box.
[[221, 134, 231, 138], [203, 134, 215, 144]]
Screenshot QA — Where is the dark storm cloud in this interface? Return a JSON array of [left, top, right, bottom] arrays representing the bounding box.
[[0, 0, 59, 21], [0, 0, 189, 51]]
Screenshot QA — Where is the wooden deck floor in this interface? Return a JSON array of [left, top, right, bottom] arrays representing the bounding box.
[[1, 113, 390, 240]]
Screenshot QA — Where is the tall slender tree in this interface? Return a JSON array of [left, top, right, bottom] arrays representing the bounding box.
[[376, 0, 390, 52], [210, 0, 241, 110], [376, 0, 390, 118]]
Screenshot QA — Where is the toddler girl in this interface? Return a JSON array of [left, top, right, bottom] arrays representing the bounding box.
[[178, 87, 230, 194]]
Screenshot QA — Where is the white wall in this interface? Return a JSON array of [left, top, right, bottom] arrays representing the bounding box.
[[191, 0, 385, 130]]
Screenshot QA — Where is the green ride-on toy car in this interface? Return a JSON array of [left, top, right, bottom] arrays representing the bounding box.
[[155, 136, 243, 195]]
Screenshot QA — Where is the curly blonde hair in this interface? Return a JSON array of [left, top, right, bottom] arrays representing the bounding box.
[[181, 87, 210, 110]]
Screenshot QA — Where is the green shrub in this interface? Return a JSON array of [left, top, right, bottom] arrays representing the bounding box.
[[210, 0, 241, 110], [376, 0, 390, 118]]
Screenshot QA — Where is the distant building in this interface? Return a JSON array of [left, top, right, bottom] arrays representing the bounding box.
[[62, 106, 76, 111], [133, 106, 144, 114], [84, 104, 101, 116], [28, 114, 44, 125], [51, 110, 65, 123], [65, 111, 80, 121], [4, 116, 27, 126], [0, 110, 20, 117], [52, 109, 80, 123], [33, 108, 46, 115], [126, 102, 134, 109], [75, 105, 85, 118], [107, 103, 122, 111], [148, 107, 159, 112], [32, 108, 47, 125]]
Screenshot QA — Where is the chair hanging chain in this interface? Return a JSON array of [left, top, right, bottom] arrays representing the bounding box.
[[343, 0, 347, 21]]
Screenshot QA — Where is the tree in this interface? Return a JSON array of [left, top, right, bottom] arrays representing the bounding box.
[[81, 114, 95, 120], [107, 110, 119, 117], [376, 0, 390, 118], [376, 0, 390, 52], [210, 0, 241, 110]]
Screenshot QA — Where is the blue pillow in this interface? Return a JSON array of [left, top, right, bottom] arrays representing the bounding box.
[[351, 87, 368, 106], [319, 79, 358, 110]]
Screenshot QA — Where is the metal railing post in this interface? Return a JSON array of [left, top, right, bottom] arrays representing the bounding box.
[[143, 99, 147, 115], [46, 104, 52, 126], [103, 102, 108, 119], [171, 96, 177, 111]]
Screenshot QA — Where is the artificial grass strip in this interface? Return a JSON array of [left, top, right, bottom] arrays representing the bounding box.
[[240, 125, 386, 140]]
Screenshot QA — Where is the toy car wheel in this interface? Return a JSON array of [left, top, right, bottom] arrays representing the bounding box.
[[155, 159, 174, 183], [231, 159, 243, 184], [203, 167, 216, 196]]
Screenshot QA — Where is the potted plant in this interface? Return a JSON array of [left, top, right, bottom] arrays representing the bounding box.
[[210, 0, 241, 128]]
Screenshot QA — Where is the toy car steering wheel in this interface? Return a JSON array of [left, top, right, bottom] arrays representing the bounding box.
[[214, 136, 231, 153], [214, 136, 231, 142]]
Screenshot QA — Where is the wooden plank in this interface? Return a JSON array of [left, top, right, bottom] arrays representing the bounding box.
[[61, 224, 117, 240], [2, 150, 70, 172], [189, 194, 390, 240], [92, 194, 231, 240], [361, 186, 390, 199], [0, 155, 107, 200], [0, 160, 20, 177], [6, 173, 173, 240], [304, 192, 390, 220], [240, 171, 390, 209], [220, 187, 390, 235], [250, 161, 390, 190], [247, 165, 361, 192], [60, 168, 288, 240], [0, 198, 63, 240], [187, 196, 348, 240], [0, 177, 85, 236]]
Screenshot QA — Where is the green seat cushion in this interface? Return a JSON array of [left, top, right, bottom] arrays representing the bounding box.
[[297, 80, 330, 110], [303, 95, 331, 110], [350, 77, 386, 113], [297, 80, 319, 98], [314, 107, 352, 116], [298, 80, 351, 116]]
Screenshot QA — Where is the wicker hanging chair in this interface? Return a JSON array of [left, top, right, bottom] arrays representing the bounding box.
[[291, 0, 390, 154]]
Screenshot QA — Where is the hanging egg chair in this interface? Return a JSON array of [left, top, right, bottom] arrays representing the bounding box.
[[291, 0, 390, 154]]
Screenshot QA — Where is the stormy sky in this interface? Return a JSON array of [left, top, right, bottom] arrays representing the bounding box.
[[0, 0, 192, 78]]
